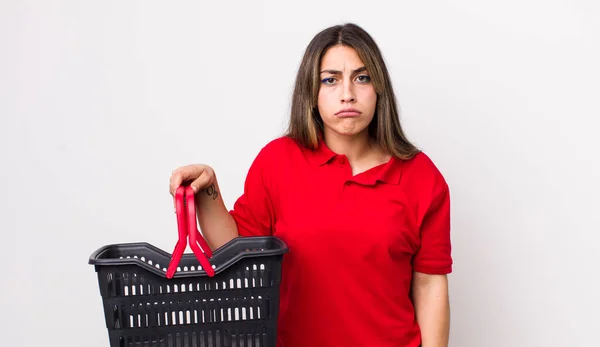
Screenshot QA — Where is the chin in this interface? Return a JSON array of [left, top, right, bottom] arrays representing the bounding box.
[[323, 117, 371, 137], [329, 125, 369, 137]]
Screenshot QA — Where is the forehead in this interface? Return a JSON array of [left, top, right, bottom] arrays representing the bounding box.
[[320, 45, 365, 70]]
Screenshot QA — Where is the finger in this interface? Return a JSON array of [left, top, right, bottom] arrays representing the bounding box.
[[170, 166, 205, 195], [169, 171, 180, 197], [169, 174, 177, 197], [190, 171, 212, 194]]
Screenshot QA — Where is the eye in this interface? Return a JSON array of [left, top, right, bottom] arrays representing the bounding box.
[[321, 77, 336, 85], [356, 75, 371, 83]]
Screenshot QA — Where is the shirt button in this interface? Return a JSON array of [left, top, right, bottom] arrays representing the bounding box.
[[338, 157, 346, 164]]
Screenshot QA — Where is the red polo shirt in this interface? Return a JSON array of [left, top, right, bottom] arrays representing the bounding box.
[[230, 136, 452, 347]]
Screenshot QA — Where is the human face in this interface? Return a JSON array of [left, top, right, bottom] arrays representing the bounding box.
[[317, 45, 377, 139]]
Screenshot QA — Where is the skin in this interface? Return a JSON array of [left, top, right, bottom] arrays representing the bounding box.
[[317, 45, 377, 139], [317, 45, 391, 176], [169, 43, 450, 347], [413, 273, 451, 347]]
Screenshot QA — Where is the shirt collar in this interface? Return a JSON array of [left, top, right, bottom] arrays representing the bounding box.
[[310, 138, 338, 166], [307, 139, 403, 185]]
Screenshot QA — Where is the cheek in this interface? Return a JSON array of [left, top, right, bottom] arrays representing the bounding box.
[[360, 89, 377, 109], [317, 90, 334, 115]]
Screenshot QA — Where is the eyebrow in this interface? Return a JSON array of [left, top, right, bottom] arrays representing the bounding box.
[[320, 66, 367, 75]]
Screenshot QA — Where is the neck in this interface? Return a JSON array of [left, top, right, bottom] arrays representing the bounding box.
[[323, 129, 373, 162]]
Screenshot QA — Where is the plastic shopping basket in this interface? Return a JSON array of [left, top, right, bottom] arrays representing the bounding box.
[[89, 186, 289, 347]]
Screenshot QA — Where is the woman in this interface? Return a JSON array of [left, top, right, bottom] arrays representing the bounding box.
[[170, 23, 452, 347]]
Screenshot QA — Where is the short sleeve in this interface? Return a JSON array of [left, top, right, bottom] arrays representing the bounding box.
[[229, 146, 276, 237], [412, 180, 453, 274]]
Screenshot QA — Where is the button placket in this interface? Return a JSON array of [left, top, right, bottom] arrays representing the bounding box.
[[334, 155, 351, 200], [339, 180, 352, 200]]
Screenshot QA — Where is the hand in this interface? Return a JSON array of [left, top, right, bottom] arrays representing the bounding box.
[[169, 164, 217, 209]]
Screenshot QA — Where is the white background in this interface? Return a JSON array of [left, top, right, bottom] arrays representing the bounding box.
[[1, 1, 599, 346]]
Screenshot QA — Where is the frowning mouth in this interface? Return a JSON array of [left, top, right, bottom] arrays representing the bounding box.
[[335, 108, 362, 117]]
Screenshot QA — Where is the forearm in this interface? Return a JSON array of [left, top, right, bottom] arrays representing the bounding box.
[[412, 273, 450, 347], [194, 177, 239, 250]]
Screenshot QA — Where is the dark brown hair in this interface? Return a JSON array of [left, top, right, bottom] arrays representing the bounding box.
[[285, 23, 420, 159]]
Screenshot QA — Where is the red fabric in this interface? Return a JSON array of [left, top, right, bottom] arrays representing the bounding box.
[[229, 136, 452, 347]]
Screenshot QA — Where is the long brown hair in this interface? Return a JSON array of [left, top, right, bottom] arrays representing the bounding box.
[[285, 23, 420, 160]]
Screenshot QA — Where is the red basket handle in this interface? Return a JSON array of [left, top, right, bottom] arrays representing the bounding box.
[[185, 186, 215, 276], [166, 186, 215, 278], [166, 186, 188, 279]]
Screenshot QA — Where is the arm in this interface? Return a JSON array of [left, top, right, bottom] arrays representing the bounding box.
[[171, 145, 276, 249], [410, 160, 453, 347], [412, 272, 450, 347], [195, 143, 276, 249], [194, 176, 239, 250], [170, 165, 239, 251], [193, 159, 274, 248]]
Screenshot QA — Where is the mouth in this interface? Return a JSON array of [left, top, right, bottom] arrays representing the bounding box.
[[335, 108, 362, 117]]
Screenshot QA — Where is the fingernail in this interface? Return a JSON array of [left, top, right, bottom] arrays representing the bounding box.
[[191, 186, 197, 193]]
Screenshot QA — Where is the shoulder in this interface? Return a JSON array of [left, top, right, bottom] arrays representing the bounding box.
[[249, 136, 303, 169], [401, 151, 449, 198], [403, 152, 444, 178], [255, 136, 303, 160], [245, 136, 301, 188]]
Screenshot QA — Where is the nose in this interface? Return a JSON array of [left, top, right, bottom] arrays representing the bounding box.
[[341, 80, 355, 103]]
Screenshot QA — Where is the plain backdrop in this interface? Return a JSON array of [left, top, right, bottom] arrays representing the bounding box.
[[1, 1, 599, 346]]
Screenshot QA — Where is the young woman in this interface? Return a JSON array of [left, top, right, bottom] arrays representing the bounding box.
[[170, 23, 452, 347]]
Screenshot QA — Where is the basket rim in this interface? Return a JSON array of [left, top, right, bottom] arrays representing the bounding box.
[[88, 236, 288, 278]]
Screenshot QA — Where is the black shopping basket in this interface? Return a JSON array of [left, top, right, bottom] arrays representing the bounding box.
[[89, 186, 288, 347]]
